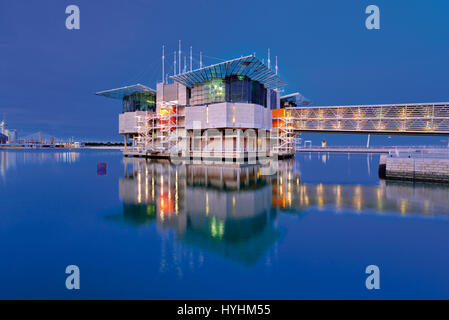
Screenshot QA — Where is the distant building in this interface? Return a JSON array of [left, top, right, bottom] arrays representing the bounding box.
[[0, 133, 7, 144], [0, 120, 16, 143]]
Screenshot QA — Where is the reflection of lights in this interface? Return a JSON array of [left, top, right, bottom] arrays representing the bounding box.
[[146, 205, 155, 216], [318, 196, 324, 208], [353, 185, 362, 212], [160, 175, 164, 196], [152, 177, 155, 200], [205, 192, 209, 216], [175, 170, 178, 215], [317, 184, 323, 196], [376, 187, 383, 200], [335, 185, 342, 210], [211, 217, 224, 239], [145, 172, 149, 201], [376, 187, 384, 212], [137, 171, 141, 203], [321, 154, 327, 164], [423, 200, 431, 214], [400, 199, 407, 215]]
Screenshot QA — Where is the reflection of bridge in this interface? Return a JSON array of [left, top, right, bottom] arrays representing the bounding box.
[[109, 158, 449, 265], [283, 102, 449, 135], [279, 180, 449, 217]]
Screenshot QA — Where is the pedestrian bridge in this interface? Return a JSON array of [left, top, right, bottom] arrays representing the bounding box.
[[284, 102, 449, 135]]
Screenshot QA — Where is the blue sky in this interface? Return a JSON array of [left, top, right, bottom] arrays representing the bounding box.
[[0, 0, 448, 144]]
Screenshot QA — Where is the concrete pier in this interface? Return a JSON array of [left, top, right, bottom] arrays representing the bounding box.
[[380, 153, 449, 182]]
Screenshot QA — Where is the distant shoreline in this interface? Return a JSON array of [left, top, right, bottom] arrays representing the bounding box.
[[0, 145, 122, 150]]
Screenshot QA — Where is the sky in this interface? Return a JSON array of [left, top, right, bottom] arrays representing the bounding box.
[[0, 0, 448, 144]]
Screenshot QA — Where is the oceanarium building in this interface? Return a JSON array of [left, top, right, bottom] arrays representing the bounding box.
[[96, 55, 300, 160]]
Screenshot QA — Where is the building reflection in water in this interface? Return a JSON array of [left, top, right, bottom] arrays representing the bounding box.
[[110, 157, 449, 271], [112, 158, 285, 268]]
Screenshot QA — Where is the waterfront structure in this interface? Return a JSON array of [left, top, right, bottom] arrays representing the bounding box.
[[286, 102, 449, 134], [97, 55, 299, 160], [96, 50, 449, 161], [0, 120, 16, 143], [0, 133, 7, 144], [379, 151, 449, 182]]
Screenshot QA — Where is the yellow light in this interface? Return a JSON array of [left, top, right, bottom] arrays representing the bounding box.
[[137, 171, 141, 203], [205, 192, 209, 216], [318, 196, 324, 208], [400, 199, 407, 215], [211, 217, 217, 238], [219, 221, 224, 238]]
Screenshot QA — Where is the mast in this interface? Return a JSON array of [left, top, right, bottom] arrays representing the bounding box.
[[275, 56, 278, 75], [162, 45, 165, 83], [173, 51, 176, 76], [190, 46, 192, 71], [267, 48, 271, 69], [178, 40, 181, 75]]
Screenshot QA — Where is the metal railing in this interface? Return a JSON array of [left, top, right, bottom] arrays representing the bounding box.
[[286, 102, 449, 134]]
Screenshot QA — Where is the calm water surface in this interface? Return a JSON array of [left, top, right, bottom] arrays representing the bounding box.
[[1, 150, 449, 299]]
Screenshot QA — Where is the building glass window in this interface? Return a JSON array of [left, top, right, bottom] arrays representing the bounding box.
[[122, 93, 156, 113], [269, 90, 277, 109], [190, 76, 268, 107], [190, 79, 225, 106]]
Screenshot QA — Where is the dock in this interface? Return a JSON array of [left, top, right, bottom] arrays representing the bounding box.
[[379, 149, 449, 182], [295, 146, 448, 154]]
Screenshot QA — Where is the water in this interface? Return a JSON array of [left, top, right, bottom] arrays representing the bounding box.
[[1, 149, 449, 299]]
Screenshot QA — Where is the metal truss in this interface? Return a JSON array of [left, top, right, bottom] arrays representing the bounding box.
[[286, 102, 449, 134], [271, 113, 301, 154], [133, 101, 184, 154]]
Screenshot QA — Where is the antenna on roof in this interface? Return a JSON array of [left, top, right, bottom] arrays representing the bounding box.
[[173, 51, 176, 77], [200, 51, 203, 68], [275, 56, 278, 75], [184, 56, 187, 73], [267, 48, 271, 69], [190, 46, 192, 71], [178, 40, 181, 75], [162, 45, 165, 83]]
